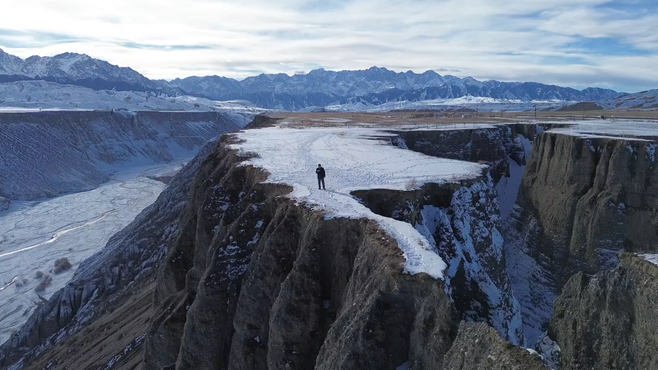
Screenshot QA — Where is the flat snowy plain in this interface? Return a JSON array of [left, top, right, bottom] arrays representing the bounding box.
[[232, 126, 486, 279], [0, 161, 184, 343]]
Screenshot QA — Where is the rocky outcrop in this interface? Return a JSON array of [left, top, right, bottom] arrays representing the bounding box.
[[143, 137, 464, 370], [0, 110, 242, 200], [548, 254, 658, 370], [353, 179, 523, 345], [0, 139, 220, 368], [0, 196, 9, 211], [443, 322, 546, 370], [516, 133, 658, 286], [505, 131, 658, 345]]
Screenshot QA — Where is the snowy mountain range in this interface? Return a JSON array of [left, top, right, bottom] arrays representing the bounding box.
[[597, 89, 658, 110], [0, 49, 160, 92], [168, 67, 622, 110], [0, 48, 630, 111]]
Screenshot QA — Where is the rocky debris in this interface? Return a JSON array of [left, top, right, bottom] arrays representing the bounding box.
[[535, 332, 561, 369], [0, 139, 221, 368], [0, 196, 9, 211], [549, 254, 658, 370], [13, 278, 29, 288], [33, 274, 52, 293], [0, 110, 242, 200], [442, 322, 547, 370]]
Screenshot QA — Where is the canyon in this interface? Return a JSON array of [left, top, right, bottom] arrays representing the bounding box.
[[1, 113, 658, 370], [0, 110, 246, 365]]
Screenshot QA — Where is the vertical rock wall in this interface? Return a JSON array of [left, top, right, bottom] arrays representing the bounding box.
[[550, 254, 658, 370]]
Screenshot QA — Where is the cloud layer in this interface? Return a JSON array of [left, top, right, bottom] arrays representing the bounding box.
[[1, 0, 656, 92]]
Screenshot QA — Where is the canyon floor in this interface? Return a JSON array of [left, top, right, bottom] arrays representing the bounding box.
[[0, 160, 185, 344]]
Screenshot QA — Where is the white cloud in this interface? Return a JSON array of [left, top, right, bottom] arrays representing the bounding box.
[[0, 0, 656, 91]]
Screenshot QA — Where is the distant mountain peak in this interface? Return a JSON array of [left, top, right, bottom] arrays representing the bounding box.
[[0, 49, 625, 111], [0, 49, 157, 92]]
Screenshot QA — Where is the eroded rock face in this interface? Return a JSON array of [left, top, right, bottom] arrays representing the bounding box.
[[517, 133, 658, 287], [393, 126, 528, 182], [0, 139, 219, 368], [549, 254, 658, 370], [353, 179, 524, 346], [0, 110, 242, 200], [506, 132, 658, 345], [443, 322, 546, 370], [143, 137, 467, 370]]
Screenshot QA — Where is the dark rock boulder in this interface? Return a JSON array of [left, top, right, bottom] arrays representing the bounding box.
[[443, 322, 546, 370]]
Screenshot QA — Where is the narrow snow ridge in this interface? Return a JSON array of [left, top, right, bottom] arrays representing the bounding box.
[[641, 254, 658, 266], [231, 127, 486, 279], [548, 120, 658, 140]]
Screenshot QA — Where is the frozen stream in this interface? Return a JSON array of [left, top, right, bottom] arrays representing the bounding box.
[[0, 160, 186, 343]]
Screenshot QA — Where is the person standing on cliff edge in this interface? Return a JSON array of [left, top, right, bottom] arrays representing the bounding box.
[[316, 164, 326, 190]]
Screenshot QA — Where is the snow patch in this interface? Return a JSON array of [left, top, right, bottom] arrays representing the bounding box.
[[396, 362, 410, 370], [414, 180, 523, 344], [535, 332, 561, 370], [641, 254, 658, 266], [549, 120, 658, 141]]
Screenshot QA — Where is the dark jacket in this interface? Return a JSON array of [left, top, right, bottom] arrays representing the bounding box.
[[316, 167, 326, 179]]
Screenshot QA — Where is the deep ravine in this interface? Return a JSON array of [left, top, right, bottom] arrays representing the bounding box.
[[6, 117, 658, 370]]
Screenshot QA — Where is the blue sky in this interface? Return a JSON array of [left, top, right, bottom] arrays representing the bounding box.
[[1, 0, 657, 92]]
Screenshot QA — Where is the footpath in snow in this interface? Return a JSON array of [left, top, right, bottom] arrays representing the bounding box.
[[232, 126, 486, 279]]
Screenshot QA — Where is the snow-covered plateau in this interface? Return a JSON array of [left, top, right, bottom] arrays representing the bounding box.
[[231, 126, 486, 279], [0, 80, 268, 115], [231, 124, 526, 343], [324, 96, 570, 113]]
